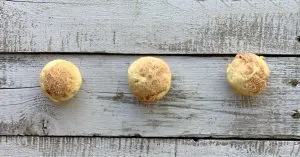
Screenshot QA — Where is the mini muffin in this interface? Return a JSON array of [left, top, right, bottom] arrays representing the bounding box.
[[40, 59, 82, 103], [128, 57, 172, 104], [226, 52, 270, 96]]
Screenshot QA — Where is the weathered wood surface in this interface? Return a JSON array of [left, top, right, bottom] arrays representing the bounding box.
[[1, 0, 300, 54], [0, 136, 299, 157], [0, 55, 300, 138]]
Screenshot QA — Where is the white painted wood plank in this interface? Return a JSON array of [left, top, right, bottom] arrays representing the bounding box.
[[0, 136, 299, 157], [0, 55, 300, 137], [1, 0, 299, 54], [176, 139, 300, 157], [0, 136, 175, 157]]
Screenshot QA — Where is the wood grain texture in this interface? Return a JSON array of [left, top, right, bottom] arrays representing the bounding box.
[[1, 0, 300, 54], [0, 54, 300, 138], [0, 136, 299, 157]]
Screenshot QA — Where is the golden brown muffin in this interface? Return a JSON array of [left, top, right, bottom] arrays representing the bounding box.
[[128, 57, 172, 104], [40, 59, 82, 103], [226, 52, 270, 96]]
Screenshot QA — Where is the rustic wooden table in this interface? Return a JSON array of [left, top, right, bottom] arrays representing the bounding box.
[[1, 0, 300, 156]]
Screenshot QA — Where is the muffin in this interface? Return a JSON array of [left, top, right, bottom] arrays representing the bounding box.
[[226, 52, 270, 96], [128, 57, 172, 103], [40, 59, 82, 103]]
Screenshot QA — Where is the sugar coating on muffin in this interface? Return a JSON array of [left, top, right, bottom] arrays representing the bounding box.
[[227, 52, 270, 96], [40, 59, 82, 103], [128, 57, 172, 104]]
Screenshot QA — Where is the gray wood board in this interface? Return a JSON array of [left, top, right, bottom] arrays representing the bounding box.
[[0, 54, 300, 138], [1, 0, 300, 54], [0, 136, 299, 157]]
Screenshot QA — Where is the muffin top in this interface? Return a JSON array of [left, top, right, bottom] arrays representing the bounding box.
[[128, 57, 172, 103], [40, 59, 82, 103], [227, 52, 270, 96]]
